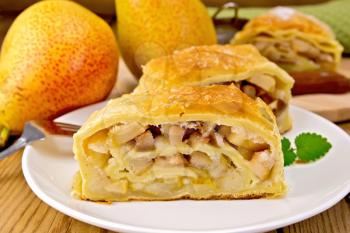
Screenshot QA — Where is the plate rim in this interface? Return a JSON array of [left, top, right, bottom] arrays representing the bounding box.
[[22, 104, 350, 233]]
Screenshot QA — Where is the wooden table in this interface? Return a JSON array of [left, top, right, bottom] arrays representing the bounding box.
[[0, 125, 349, 233]]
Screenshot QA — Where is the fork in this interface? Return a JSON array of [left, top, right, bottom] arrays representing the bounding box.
[[0, 120, 80, 160]]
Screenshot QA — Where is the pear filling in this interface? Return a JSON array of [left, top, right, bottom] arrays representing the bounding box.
[[252, 36, 335, 70], [215, 74, 287, 117], [85, 121, 275, 196]]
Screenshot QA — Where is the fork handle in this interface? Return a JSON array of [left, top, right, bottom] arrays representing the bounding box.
[[0, 138, 28, 160]]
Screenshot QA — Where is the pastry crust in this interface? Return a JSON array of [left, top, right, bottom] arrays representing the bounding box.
[[73, 85, 286, 201], [135, 44, 294, 133], [231, 7, 343, 72], [237, 7, 334, 38]]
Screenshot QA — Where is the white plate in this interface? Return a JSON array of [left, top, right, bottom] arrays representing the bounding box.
[[22, 103, 350, 233]]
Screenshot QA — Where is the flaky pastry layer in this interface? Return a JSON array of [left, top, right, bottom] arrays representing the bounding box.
[[135, 44, 294, 133]]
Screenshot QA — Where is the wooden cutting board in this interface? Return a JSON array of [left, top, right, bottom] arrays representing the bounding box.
[[292, 93, 350, 122], [113, 58, 350, 123], [292, 59, 350, 122]]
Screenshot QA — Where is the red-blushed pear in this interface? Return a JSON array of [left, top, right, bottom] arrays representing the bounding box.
[[0, 0, 119, 134]]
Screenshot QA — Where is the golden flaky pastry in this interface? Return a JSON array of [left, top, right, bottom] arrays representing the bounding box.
[[231, 7, 343, 72], [73, 85, 286, 202], [135, 44, 294, 133]]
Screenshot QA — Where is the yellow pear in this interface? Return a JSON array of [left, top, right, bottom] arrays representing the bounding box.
[[116, 0, 217, 78], [0, 0, 119, 134]]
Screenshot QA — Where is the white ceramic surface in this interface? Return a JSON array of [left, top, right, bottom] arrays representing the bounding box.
[[22, 103, 350, 233]]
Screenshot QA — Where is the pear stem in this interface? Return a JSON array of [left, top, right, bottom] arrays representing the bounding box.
[[0, 126, 10, 148]]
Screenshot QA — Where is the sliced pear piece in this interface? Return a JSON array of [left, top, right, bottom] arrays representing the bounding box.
[[109, 123, 146, 145], [249, 74, 276, 93], [250, 150, 275, 180]]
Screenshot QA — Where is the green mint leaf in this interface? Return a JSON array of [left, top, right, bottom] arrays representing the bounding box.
[[282, 137, 297, 166], [295, 132, 332, 162]]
